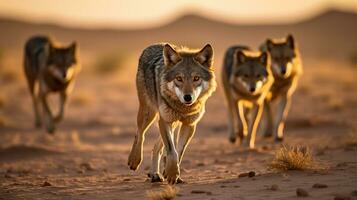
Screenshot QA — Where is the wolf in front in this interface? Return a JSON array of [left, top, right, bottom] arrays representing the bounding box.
[[222, 46, 274, 149], [260, 34, 303, 141], [24, 36, 80, 134], [127, 43, 216, 184]]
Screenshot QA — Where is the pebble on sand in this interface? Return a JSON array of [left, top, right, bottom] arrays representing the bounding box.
[[42, 181, 52, 187], [238, 171, 256, 178], [296, 188, 309, 197], [312, 183, 328, 188]]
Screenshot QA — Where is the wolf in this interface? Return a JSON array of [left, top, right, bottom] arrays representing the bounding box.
[[24, 35, 80, 134], [222, 46, 274, 149], [259, 34, 303, 141], [127, 43, 216, 184]]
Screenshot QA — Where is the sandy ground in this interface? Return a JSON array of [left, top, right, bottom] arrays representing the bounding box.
[[0, 50, 357, 200]]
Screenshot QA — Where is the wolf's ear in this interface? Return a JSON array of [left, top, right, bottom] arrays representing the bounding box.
[[195, 44, 214, 68], [69, 41, 77, 55], [266, 39, 274, 50], [163, 44, 181, 67], [286, 34, 295, 49], [259, 51, 270, 67], [235, 50, 246, 65]]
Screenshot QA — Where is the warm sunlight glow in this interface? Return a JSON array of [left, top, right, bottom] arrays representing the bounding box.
[[0, 0, 356, 29]]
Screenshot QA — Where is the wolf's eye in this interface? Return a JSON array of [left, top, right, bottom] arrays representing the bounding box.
[[176, 76, 183, 82], [243, 74, 249, 78], [256, 74, 262, 79], [193, 76, 200, 82]]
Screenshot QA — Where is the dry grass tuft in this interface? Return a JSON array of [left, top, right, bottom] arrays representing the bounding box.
[[268, 145, 316, 171], [146, 186, 178, 200]]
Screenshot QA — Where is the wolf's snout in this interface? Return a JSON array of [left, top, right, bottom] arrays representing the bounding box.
[[183, 94, 193, 103], [250, 86, 256, 93], [281, 67, 287, 75], [62, 72, 67, 78]]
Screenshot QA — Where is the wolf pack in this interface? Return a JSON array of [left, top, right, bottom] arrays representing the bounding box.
[[23, 34, 302, 184]]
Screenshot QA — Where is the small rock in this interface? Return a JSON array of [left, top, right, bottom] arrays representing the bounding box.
[[269, 184, 279, 191], [80, 162, 95, 171], [296, 188, 309, 197], [123, 178, 130, 181], [238, 171, 256, 178], [334, 194, 351, 200], [191, 190, 207, 194], [312, 183, 328, 188], [220, 185, 227, 188], [42, 181, 52, 187], [196, 162, 205, 167]]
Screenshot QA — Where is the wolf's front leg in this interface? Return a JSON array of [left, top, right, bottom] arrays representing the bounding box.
[[39, 92, 55, 134], [148, 137, 164, 182], [237, 100, 248, 144], [158, 118, 179, 184], [248, 104, 264, 149], [128, 103, 157, 171], [54, 91, 67, 123], [273, 95, 291, 142]]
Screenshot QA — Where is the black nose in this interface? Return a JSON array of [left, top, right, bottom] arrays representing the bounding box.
[[63, 72, 67, 78], [281, 68, 286, 75], [250, 87, 256, 93], [183, 95, 192, 102]]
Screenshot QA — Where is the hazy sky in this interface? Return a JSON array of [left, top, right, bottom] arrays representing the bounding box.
[[0, 0, 356, 29]]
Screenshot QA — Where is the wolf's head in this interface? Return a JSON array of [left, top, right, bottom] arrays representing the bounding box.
[[47, 42, 78, 82], [265, 34, 297, 79], [229, 50, 271, 95], [163, 44, 215, 106]]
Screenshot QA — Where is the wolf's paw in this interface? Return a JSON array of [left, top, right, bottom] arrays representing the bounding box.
[[35, 119, 42, 128], [165, 155, 180, 184], [54, 115, 63, 123], [46, 124, 56, 134], [127, 146, 142, 171], [148, 173, 164, 183], [229, 135, 237, 144], [176, 177, 186, 184], [275, 137, 284, 143]]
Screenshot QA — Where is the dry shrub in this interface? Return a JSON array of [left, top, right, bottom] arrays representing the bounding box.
[[146, 186, 178, 200], [268, 145, 316, 171]]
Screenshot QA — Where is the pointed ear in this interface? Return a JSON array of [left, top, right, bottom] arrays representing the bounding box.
[[163, 44, 181, 66], [69, 41, 77, 55], [259, 51, 270, 67], [266, 39, 274, 50], [235, 50, 246, 65], [286, 34, 295, 49], [195, 44, 214, 68]]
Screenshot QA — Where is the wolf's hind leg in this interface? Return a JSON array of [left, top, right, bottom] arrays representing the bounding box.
[[128, 102, 157, 171], [148, 137, 164, 182]]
